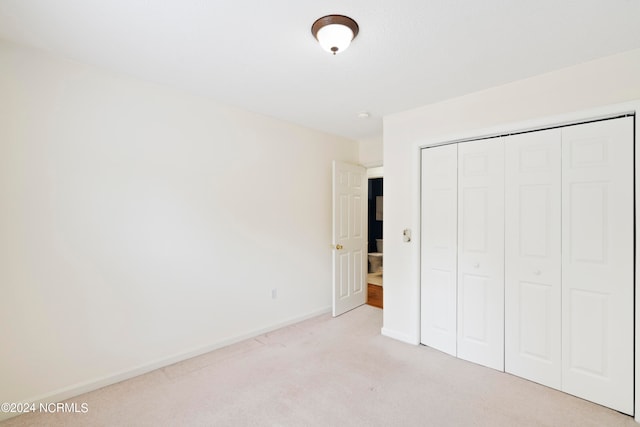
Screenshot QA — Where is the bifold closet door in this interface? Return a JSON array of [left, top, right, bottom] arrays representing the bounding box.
[[561, 117, 634, 415], [420, 145, 458, 356], [457, 139, 504, 371], [504, 129, 562, 389]]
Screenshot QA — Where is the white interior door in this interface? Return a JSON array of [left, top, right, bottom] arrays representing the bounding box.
[[504, 129, 562, 389], [420, 145, 458, 356], [561, 117, 634, 415], [457, 138, 505, 371], [332, 161, 367, 317]]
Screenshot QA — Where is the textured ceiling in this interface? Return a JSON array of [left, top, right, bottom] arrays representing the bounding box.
[[1, 1, 639, 141]]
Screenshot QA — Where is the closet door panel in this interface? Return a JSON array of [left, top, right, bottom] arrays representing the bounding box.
[[420, 145, 458, 356], [457, 139, 504, 371], [561, 117, 634, 415], [504, 129, 561, 390]]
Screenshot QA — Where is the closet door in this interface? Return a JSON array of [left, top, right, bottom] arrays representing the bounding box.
[[561, 117, 634, 415], [420, 145, 458, 356], [457, 138, 504, 371], [504, 129, 561, 389]]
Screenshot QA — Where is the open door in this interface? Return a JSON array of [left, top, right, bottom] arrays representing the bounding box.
[[332, 161, 367, 317]]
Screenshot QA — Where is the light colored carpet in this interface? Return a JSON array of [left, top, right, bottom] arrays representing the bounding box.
[[2, 305, 635, 426]]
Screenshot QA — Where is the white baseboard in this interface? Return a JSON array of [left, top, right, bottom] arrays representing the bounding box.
[[0, 306, 332, 422], [381, 327, 420, 345]]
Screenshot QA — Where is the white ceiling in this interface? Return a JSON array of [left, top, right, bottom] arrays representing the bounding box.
[[1, 1, 639, 141]]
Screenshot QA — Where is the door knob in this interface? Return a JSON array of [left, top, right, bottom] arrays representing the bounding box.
[[335, 244, 343, 250]]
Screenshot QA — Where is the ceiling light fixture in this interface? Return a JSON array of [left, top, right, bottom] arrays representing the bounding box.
[[311, 15, 359, 55]]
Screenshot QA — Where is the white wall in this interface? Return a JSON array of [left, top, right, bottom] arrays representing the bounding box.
[[0, 39, 358, 414], [382, 48, 640, 344], [359, 135, 383, 167]]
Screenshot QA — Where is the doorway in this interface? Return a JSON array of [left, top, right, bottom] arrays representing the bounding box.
[[367, 168, 383, 308]]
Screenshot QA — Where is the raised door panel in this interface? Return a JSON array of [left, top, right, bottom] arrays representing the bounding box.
[[350, 185, 364, 296], [561, 117, 634, 415], [457, 138, 504, 371], [504, 129, 561, 390], [420, 145, 458, 356]]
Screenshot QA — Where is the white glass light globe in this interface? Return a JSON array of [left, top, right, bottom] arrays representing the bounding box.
[[316, 24, 354, 54]]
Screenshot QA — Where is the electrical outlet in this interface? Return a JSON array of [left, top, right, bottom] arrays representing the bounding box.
[[271, 288, 277, 299]]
